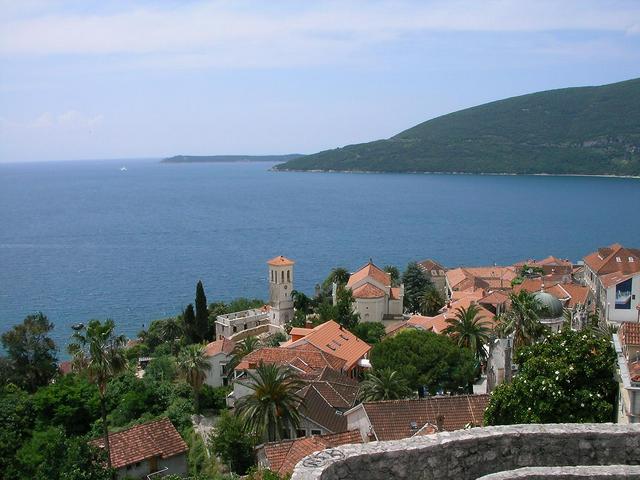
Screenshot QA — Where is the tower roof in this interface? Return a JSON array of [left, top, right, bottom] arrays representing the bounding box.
[[267, 255, 295, 266]]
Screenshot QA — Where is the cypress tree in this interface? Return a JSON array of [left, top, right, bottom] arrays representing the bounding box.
[[195, 280, 208, 342], [183, 304, 197, 344]]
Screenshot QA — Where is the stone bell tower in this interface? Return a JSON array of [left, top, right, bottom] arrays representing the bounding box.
[[267, 255, 295, 325]]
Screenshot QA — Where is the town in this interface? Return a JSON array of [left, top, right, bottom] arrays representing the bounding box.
[[1, 243, 638, 480]]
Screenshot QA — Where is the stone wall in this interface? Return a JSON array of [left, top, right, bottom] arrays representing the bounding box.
[[290, 424, 640, 480]]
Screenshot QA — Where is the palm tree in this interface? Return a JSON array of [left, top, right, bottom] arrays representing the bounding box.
[[68, 319, 127, 472], [498, 290, 546, 349], [177, 344, 211, 412], [235, 362, 305, 441], [359, 368, 412, 401], [420, 288, 445, 316], [383, 265, 400, 286], [444, 305, 492, 362], [322, 267, 350, 292], [160, 317, 184, 353], [226, 336, 262, 378]]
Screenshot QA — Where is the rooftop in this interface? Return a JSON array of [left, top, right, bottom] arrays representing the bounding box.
[[620, 322, 640, 347], [584, 243, 640, 276], [204, 337, 235, 357], [235, 346, 346, 373], [267, 255, 295, 266], [90, 417, 187, 470], [347, 261, 391, 289]]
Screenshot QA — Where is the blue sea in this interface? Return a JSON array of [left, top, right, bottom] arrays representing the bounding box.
[[1, 159, 639, 352]]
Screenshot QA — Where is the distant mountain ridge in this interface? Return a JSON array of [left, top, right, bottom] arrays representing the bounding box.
[[274, 78, 640, 176], [162, 154, 303, 163]]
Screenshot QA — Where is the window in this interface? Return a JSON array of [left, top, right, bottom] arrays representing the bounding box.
[[616, 257, 621, 262], [221, 363, 228, 375], [287, 270, 290, 282], [431, 270, 437, 276], [233, 326, 237, 333], [296, 429, 306, 438], [281, 271, 284, 282], [311, 429, 322, 435], [630, 257, 635, 263]]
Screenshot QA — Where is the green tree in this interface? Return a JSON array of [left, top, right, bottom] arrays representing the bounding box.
[[195, 281, 209, 343], [210, 411, 256, 475], [228, 335, 262, 373], [420, 288, 445, 316], [67, 319, 127, 472], [402, 262, 433, 314], [497, 290, 546, 349], [370, 329, 475, 393], [265, 331, 288, 347], [207, 301, 229, 339], [144, 355, 177, 383], [177, 344, 211, 412], [228, 298, 264, 312], [1, 313, 58, 392], [383, 265, 400, 286], [352, 322, 386, 344], [334, 286, 360, 330], [182, 304, 198, 344], [485, 329, 617, 425], [359, 368, 412, 401], [236, 363, 305, 442], [0, 384, 35, 473], [160, 317, 184, 354], [444, 305, 492, 363], [32, 373, 100, 436], [291, 290, 312, 314]]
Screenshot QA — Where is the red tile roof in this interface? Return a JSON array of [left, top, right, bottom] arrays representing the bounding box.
[[58, 360, 73, 375], [267, 255, 295, 266], [352, 282, 386, 299], [418, 259, 446, 275], [478, 290, 510, 305], [347, 261, 390, 289], [447, 266, 516, 292], [359, 394, 489, 441], [261, 430, 363, 475], [235, 346, 346, 373], [90, 418, 187, 469], [204, 337, 235, 357], [584, 244, 640, 276], [620, 322, 640, 347], [286, 320, 371, 370], [600, 271, 639, 288]]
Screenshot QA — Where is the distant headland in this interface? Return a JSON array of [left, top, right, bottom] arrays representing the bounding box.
[[161, 154, 304, 164]]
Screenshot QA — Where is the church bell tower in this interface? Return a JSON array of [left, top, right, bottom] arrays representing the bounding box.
[[267, 256, 295, 325]]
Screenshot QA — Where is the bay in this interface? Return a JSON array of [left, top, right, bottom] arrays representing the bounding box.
[[1, 159, 639, 350]]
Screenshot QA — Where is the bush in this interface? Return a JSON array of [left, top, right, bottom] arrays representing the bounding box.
[[165, 397, 194, 436], [199, 385, 230, 413], [210, 411, 256, 475]]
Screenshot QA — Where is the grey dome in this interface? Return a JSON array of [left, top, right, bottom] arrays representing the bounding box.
[[533, 291, 564, 318]]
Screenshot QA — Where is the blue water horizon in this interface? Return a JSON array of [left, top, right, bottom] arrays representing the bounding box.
[[1, 158, 639, 354]]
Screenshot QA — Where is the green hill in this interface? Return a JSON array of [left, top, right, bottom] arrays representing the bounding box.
[[275, 78, 640, 176]]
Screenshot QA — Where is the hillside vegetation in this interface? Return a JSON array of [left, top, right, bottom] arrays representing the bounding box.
[[275, 78, 640, 176]]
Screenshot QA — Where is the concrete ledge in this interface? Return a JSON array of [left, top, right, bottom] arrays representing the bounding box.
[[290, 424, 640, 480], [479, 465, 640, 479]]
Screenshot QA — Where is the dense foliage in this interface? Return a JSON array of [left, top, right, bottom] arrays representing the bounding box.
[[210, 411, 256, 475], [275, 78, 640, 176], [352, 322, 386, 344], [484, 329, 617, 425], [370, 329, 476, 392]]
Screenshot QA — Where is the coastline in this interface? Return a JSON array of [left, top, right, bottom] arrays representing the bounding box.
[[271, 167, 640, 179]]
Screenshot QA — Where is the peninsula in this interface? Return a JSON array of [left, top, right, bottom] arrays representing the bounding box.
[[162, 154, 303, 163], [274, 78, 640, 177]]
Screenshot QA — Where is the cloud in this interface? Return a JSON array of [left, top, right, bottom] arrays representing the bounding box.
[[0, 110, 103, 131], [0, 0, 638, 69]]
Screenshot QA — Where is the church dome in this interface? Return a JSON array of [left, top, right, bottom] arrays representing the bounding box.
[[533, 291, 564, 318]]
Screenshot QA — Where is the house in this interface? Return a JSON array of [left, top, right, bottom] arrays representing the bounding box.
[[417, 259, 448, 298], [203, 337, 235, 387], [283, 320, 372, 377], [90, 417, 188, 479], [342, 261, 404, 323], [345, 394, 490, 442], [514, 256, 573, 281], [445, 266, 517, 299], [406, 293, 497, 334], [256, 430, 363, 476], [584, 244, 640, 323], [613, 322, 640, 424], [227, 345, 346, 407]]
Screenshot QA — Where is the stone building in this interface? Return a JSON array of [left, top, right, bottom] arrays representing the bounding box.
[[268, 255, 295, 325], [417, 258, 447, 298], [203, 337, 235, 387]]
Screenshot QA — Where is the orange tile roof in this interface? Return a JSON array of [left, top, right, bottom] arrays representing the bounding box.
[[384, 320, 411, 337], [418, 258, 446, 274], [262, 430, 363, 475], [600, 271, 639, 288], [352, 282, 386, 299], [204, 337, 235, 357], [620, 322, 640, 347], [447, 266, 516, 292], [347, 261, 390, 288], [584, 244, 640, 276], [478, 290, 510, 305], [235, 346, 346, 373], [408, 300, 495, 334], [390, 287, 401, 300], [267, 255, 295, 266], [360, 394, 489, 441], [515, 279, 590, 308], [90, 417, 187, 469], [285, 320, 371, 370], [289, 327, 314, 336]]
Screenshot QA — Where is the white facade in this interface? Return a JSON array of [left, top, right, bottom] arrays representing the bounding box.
[[345, 403, 375, 441], [116, 453, 188, 480], [604, 274, 640, 324], [215, 308, 270, 339], [204, 351, 233, 388]]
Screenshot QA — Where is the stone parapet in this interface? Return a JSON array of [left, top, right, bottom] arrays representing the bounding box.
[[290, 424, 640, 480]]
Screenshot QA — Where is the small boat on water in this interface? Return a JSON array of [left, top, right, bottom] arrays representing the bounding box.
[[120, 166, 127, 171]]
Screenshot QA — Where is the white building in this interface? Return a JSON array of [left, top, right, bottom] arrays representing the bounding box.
[[203, 337, 235, 387], [584, 244, 640, 324], [341, 261, 404, 323]]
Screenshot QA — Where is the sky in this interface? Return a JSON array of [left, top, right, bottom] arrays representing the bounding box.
[[1, 0, 639, 163]]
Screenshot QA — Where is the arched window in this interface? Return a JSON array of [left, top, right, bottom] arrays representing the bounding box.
[[287, 270, 290, 282], [281, 271, 284, 282], [271, 270, 273, 282]]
